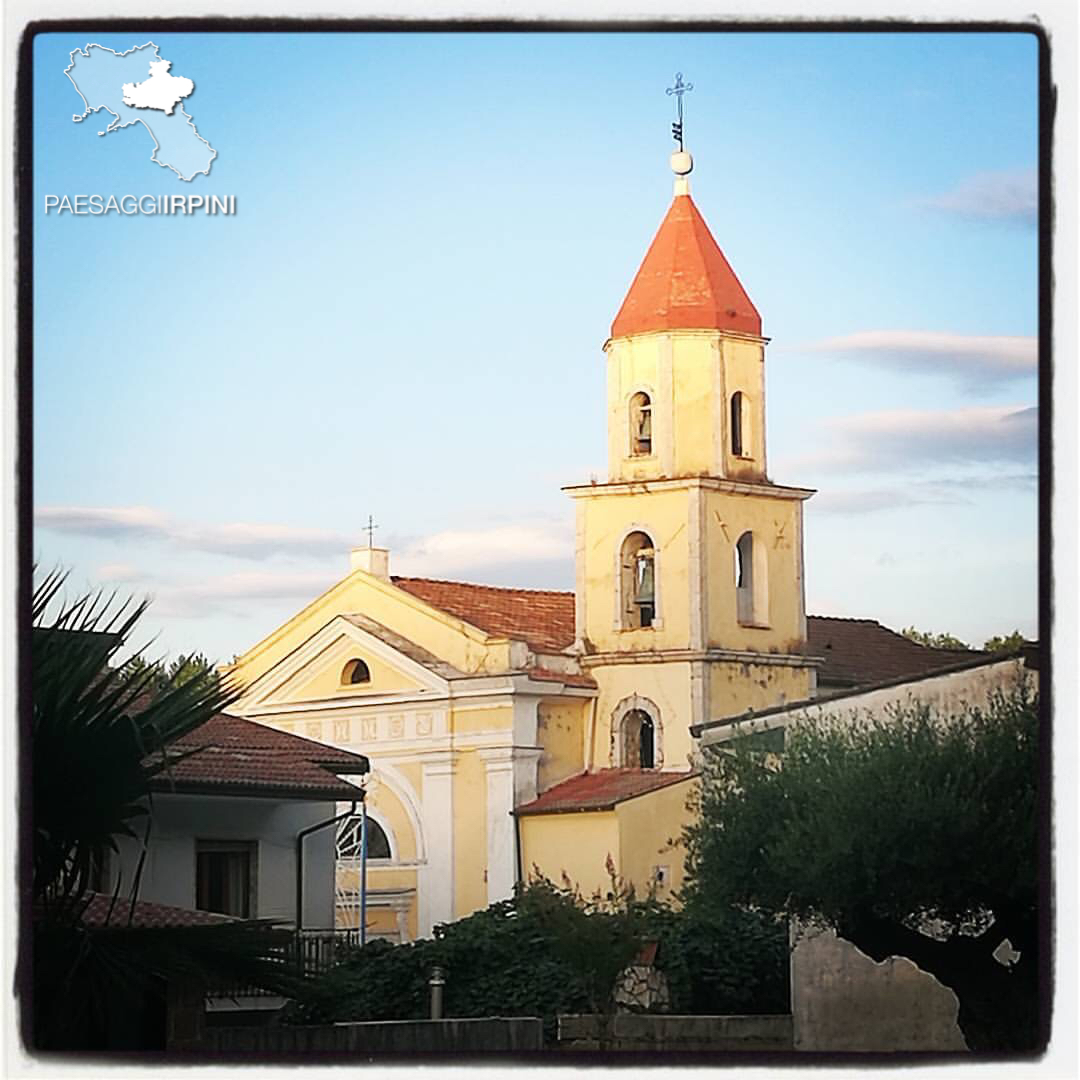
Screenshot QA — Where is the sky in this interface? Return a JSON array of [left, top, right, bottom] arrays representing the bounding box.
[[31, 29, 1040, 665]]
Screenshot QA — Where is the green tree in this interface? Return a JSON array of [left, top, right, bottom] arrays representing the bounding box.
[[901, 626, 972, 650], [983, 630, 1028, 653], [681, 682, 1041, 1052], [29, 568, 296, 1050], [286, 874, 789, 1037], [121, 650, 218, 695]]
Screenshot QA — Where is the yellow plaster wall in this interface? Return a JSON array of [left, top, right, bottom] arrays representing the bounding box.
[[537, 700, 587, 791], [283, 641, 426, 701], [580, 488, 692, 652], [606, 336, 662, 482], [451, 703, 513, 736], [451, 750, 488, 918], [615, 777, 698, 901], [704, 489, 806, 652], [335, 865, 418, 941], [392, 760, 423, 798], [589, 660, 693, 769], [671, 338, 719, 476], [226, 569, 515, 697], [720, 337, 767, 481], [708, 660, 814, 723], [519, 811, 620, 898], [605, 331, 767, 484], [367, 779, 419, 862]]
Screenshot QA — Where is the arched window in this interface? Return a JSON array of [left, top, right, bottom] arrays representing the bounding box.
[[342, 658, 371, 685], [735, 531, 769, 627], [620, 531, 656, 628], [619, 707, 658, 769], [336, 814, 391, 860], [730, 391, 746, 456], [629, 392, 653, 456]]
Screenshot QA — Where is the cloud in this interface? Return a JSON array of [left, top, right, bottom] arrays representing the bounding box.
[[181, 523, 354, 559], [920, 167, 1036, 225], [95, 562, 142, 583], [788, 405, 1037, 476], [806, 331, 1036, 386], [39, 509, 577, 614], [810, 471, 1036, 516], [152, 571, 340, 617], [393, 523, 574, 581], [36, 505, 171, 540], [811, 488, 960, 515], [35, 505, 354, 560]]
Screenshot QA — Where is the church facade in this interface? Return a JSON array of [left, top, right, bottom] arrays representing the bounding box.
[[224, 150, 826, 940]]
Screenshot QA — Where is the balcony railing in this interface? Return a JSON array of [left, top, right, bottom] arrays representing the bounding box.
[[206, 928, 364, 1000]]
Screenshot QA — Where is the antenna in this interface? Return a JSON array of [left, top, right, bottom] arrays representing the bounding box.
[[363, 514, 379, 548], [666, 72, 693, 151]]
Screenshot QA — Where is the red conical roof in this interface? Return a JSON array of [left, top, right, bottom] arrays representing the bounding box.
[[611, 193, 761, 338]]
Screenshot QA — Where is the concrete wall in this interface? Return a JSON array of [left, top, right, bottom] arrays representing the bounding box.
[[204, 1018, 544, 1054], [557, 1013, 793, 1052], [790, 925, 967, 1052], [110, 793, 339, 928], [700, 656, 1035, 748]]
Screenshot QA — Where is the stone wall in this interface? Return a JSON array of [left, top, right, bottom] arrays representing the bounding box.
[[557, 1013, 793, 1052], [204, 1017, 544, 1054], [791, 925, 967, 1052]]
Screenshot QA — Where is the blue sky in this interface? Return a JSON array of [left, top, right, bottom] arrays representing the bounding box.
[[32, 29, 1039, 664]]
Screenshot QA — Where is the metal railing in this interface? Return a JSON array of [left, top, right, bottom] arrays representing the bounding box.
[[206, 928, 364, 1000]]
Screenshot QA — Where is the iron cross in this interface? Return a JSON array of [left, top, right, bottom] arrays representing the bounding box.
[[666, 72, 693, 150]]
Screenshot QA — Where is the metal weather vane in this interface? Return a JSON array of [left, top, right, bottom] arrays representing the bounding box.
[[666, 72, 693, 150]]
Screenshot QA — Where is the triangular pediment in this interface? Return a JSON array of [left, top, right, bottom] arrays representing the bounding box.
[[240, 615, 451, 711]]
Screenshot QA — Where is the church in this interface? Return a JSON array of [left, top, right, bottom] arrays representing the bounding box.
[[223, 139, 973, 942]]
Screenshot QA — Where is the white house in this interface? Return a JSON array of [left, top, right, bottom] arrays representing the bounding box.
[[102, 712, 370, 931]]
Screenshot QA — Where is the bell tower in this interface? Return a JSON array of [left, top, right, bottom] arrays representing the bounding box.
[[566, 93, 819, 770]]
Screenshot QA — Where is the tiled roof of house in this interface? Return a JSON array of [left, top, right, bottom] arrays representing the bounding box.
[[392, 577, 576, 653], [514, 768, 696, 816], [81, 892, 233, 929], [150, 713, 369, 800], [806, 616, 982, 688], [611, 193, 762, 339]]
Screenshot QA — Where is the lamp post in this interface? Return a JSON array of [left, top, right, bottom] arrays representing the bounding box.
[[428, 966, 445, 1020]]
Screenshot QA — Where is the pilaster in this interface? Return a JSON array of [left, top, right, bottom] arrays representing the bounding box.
[[477, 748, 517, 904], [417, 751, 455, 937]]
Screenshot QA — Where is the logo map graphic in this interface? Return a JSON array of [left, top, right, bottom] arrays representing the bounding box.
[[65, 42, 217, 182]]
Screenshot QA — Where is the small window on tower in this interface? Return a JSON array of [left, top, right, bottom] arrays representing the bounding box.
[[730, 392, 744, 456], [621, 708, 657, 768], [735, 531, 769, 627], [629, 392, 653, 456], [620, 531, 656, 629]]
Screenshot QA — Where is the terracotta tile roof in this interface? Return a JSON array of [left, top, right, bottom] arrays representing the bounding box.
[[806, 616, 982, 688], [514, 768, 696, 816], [81, 893, 233, 929], [525, 666, 597, 689], [386, 576, 971, 696], [611, 193, 761, 338], [150, 713, 369, 800], [392, 577, 575, 653]]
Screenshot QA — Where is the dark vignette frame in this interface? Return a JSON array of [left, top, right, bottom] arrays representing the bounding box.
[[14, 15, 1054, 1067]]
